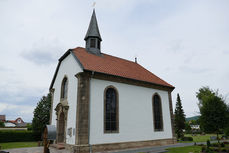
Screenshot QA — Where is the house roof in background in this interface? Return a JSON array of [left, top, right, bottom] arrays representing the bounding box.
[[0, 115, 5, 121]]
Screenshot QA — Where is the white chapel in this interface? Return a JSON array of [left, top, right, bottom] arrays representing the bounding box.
[[49, 10, 176, 153]]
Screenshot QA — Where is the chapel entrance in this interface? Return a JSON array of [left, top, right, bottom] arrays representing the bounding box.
[[57, 112, 65, 143]]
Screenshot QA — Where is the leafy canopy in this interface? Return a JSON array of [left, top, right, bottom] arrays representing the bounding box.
[[199, 93, 228, 134], [196, 86, 216, 109], [0, 121, 5, 128], [196, 86, 229, 142]]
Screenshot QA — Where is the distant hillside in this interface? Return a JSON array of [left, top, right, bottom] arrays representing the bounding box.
[[186, 115, 200, 121]]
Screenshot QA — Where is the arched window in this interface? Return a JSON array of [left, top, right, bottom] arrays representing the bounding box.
[[104, 86, 119, 133], [153, 94, 163, 131], [61, 77, 68, 99]]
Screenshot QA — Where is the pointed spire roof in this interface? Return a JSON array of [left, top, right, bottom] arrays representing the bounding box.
[[84, 9, 102, 41]]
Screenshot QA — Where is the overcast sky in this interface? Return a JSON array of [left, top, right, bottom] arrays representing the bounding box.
[[0, 0, 229, 122]]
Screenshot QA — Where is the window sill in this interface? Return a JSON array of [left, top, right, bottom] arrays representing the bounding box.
[[104, 131, 119, 134]]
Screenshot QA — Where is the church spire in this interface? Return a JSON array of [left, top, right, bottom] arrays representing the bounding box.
[[84, 9, 102, 55]]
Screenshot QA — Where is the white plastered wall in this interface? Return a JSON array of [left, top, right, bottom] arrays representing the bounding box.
[[89, 78, 173, 145], [51, 54, 82, 145]]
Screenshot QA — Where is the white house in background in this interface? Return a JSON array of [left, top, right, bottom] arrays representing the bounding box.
[[4, 122, 16, 127], [190, 124, 200, 130], [0, 116, 27, 128], [49, 10, 176, 153]]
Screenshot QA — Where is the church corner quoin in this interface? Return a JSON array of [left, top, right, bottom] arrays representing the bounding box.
[[49, 10, 176, 153]]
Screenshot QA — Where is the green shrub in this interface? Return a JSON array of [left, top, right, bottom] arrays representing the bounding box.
[[224, 127, 229, 137], [211, 143, 220, 147], [0, 130, 41, 142], [201, 146, 206, 152], [181, 136, 193, 141], [221, 142, 225, 147], [207, 140, 211, 148]]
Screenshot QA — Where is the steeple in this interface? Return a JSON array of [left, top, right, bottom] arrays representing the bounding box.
[[85, 9, 102, 55]]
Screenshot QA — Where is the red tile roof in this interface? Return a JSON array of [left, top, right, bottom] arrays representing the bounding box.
[[72, 47, 174, 88]]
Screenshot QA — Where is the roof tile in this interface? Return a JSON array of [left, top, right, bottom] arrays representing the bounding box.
[[73, 47, 174, 88]]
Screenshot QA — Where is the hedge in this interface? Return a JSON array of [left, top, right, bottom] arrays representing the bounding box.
[[181, 136, 193, 141], [0, 130, 41, 142]]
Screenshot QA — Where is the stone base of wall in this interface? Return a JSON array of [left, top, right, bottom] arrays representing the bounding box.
[[65, 144, 90, 153], [65, 138, 176, 153]]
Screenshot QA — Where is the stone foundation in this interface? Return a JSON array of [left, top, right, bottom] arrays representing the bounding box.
[[65, 138, 176, 153]]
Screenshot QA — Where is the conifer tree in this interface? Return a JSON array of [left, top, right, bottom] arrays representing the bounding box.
[[174, 93, 186, 139], [32, 93, 51, 139]]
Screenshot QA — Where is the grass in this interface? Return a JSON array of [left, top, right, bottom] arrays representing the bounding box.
[[166, 145, 202, 153], [0, 142, 38, 149], [178, 134, 223, 143]]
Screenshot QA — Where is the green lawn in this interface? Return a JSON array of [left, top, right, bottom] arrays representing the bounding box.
[[166, 146, 202, 153], [0, 142, 38, 149], [181, 134, 222, 143]]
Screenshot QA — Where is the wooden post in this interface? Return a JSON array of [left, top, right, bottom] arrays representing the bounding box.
[[43, 127, 50, 153]]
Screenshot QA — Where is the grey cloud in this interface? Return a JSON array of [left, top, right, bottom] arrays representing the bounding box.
[[21, 49, 57, 65], [179, 66, 212, 74], [168, 40, 184, 53], [0, 90, 39, 106], [0, 66, 13, 72], [223, 50, 229, 55], [0, 102, 35, 122], [20, 38, 66, 65]]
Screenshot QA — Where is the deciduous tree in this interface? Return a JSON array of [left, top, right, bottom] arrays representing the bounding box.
[[196, 86, 215, 109], [197, 87, 228, 143], [0, 121, 5, 128]]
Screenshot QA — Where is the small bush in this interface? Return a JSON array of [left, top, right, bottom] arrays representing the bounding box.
[[206, 147, 211, 153], [181, 136, 193, 141], [221, 142, 225, 147], [207, 140, 211, 148], [201, 146, 206, 152], [210, 147, 218, 151], [211, 143, 219, 147], [0, 130, 41, 142]]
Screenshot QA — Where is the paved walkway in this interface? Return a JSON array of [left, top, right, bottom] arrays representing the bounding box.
[[107, 140, 228, 153], [107, 142, 196, 153], [1, 141, 227, 153], [1, 143, 195, 153], [1, 147, 71, 153]]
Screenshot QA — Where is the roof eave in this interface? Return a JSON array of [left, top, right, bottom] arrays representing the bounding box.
[[84, 69, 175, 91]]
